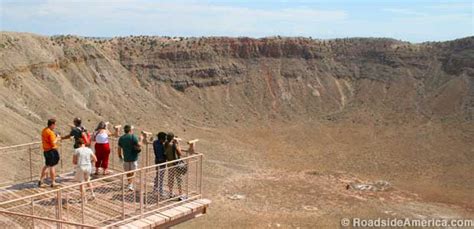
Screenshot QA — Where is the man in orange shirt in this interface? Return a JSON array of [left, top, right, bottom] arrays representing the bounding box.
[[39, 118, 61, 188]]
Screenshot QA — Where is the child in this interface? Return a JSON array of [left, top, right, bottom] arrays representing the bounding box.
[[73, 138, 97, 200]]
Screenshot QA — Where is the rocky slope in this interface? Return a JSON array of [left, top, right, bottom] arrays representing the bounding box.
[[0, 32, 473, 228], [0, 32, 472, 143]]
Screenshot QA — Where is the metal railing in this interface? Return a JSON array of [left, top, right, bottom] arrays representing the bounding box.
[[0, 139, 204, 228], [0, 137, 163, 186], [0, 140, 75, 187]]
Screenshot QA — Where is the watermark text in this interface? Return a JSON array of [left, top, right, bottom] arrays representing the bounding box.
[[340, 217, 473, 228]]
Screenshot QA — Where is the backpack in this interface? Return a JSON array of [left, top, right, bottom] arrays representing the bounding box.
[[133, 139, 141, 154], [81, 129, 91, 146], [172, 144, 187, 175]]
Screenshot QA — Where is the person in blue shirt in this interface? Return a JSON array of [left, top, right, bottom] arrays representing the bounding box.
[[153, 132, 167, 196]]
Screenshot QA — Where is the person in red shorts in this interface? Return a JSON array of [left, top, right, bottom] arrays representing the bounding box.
[[92, 121, 118, 175]]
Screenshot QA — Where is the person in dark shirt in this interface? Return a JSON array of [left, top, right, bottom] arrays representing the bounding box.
[[164, 132, 184, 199], [118, 125, 142, 191], [153, 132, 167, 195], [62, 117, 88, 149]]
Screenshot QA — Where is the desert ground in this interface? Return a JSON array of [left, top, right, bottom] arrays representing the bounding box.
[[0, 32, 472, 228]]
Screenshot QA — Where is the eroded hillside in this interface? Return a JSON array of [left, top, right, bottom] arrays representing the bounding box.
[[0, 32, 473, 228], [1, 32, 472, 143]]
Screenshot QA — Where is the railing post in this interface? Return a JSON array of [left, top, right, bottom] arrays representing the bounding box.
[[157, 165, 161, 204], [117, 140, 122, 172], [28, 145, 33, 182], [145, 143, 149, 167], [59, 143, 63, 175], [65, 192, 69, 221], [57, 190, 63, 229], [195, 157, 198, 196], [110, 139, 115, 171], [144, 167, 148, 211], [81, 184, 85, 224], [185, 158, 189, 198], [122, 173, 125, 219], [139, 169, 144, 218], [31, 197, 35, 228], [199, 155, 203, 197]]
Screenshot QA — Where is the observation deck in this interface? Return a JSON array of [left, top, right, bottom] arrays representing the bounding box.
[[0, 138, 209, 228]]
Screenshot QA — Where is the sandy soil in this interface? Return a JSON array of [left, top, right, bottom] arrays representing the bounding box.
[[174, 120, 473, 228]]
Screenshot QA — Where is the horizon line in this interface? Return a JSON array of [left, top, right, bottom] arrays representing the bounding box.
[[2, 30, 472, 44]]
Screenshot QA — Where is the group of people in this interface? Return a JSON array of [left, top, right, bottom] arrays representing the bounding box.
[[115, 125, 187, 200], [152, 131, 185, 199], [39, 118, 114, 187], [39, 117, 189, 200]]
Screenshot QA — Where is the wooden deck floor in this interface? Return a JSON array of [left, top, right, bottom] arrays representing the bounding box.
[[0, 170, 205, 228], [117, 199, 211, 229]]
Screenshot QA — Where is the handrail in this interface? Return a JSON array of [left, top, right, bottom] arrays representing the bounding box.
[[0, 153, 203, 206], [0, 137, 93, 151], [0, 139, 75, 152], [140, 153, 201, 170], [0, 137, 205, 228], [0, 209, 96, 228], [0, 141, 41, 150]]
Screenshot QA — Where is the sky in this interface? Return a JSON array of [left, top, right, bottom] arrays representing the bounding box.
[[0, 0, 473, 42]]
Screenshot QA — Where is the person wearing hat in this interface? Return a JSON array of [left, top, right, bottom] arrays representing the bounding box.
[[117, 125, 143, 191]]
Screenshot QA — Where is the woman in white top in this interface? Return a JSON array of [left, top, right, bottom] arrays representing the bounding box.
[[73, 138, 97, 199], [92, 121, 118, 175]]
